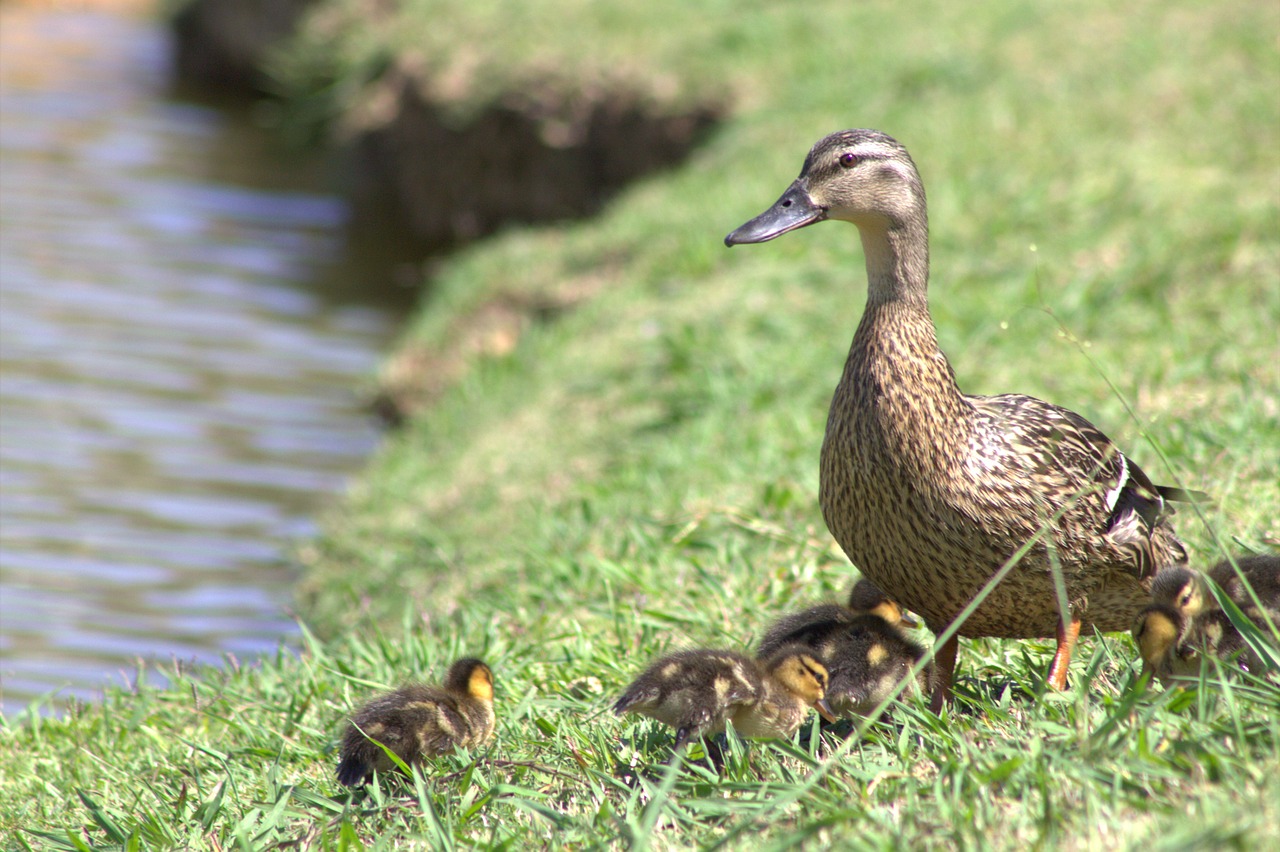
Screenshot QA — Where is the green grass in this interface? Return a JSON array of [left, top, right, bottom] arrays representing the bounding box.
[[4, 0, 1279, 847]]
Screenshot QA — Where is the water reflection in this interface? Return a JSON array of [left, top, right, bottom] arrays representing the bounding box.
[[1, 7, 407, 714]]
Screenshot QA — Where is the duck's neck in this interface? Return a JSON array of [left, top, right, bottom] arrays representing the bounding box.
[[858, 218, 929, 309], [847, 218, 969, 427]]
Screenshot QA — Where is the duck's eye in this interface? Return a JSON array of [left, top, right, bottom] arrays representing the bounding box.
[[838, 152, 859, 168]]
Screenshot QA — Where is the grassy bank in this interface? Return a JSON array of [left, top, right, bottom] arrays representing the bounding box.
[[4, 0, 1278, 847]]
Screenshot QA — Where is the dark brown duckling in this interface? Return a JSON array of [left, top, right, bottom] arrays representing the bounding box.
[[336, 658, 495, 787], [1150, 567, 1213, 620], [759, 579, 933, 717], [820, 618, 937, 717], [613, 645, 835, 749], [1208, 554, 1279, 624], [757, 578, 919, 660]]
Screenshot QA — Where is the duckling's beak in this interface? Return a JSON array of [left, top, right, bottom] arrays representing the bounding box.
[[814, 698, 837, 723], [724, 180, 827, 246], [898, 611, 922, 630]]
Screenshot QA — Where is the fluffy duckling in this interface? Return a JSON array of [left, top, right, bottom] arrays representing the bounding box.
[[1209, 554, 1278, 623], [1150, 567, 1213, 620], [1151, 553, 1278, 631], [756, 578, 919, 660], [1133, 602, 1267, 685], [613, 646, 836, 749], [822, 619, 937, 718], [336, 658, 495, 787], [759, 579, 934, 718], [1133, 603, 1197, 683]]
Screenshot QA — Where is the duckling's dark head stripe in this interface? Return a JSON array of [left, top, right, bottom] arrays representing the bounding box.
[[800, 658, 828, 687]]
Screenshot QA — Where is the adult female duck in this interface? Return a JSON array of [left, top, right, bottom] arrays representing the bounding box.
[[725, 129, 1198, 710]]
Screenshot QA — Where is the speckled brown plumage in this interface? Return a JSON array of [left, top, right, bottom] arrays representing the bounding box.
[[613, 646, 834, 748], [336, 658, 495, 786], [726, 129, 1200, 708]]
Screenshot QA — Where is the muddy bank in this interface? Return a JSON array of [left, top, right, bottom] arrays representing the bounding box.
[[172, 0, 721, 249], [170, 0, 722, 421], [171, 0, 315, 91]]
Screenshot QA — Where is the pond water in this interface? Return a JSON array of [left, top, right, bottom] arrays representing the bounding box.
[[0, 7, 415, 715]]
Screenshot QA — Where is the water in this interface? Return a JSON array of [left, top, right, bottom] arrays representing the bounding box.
[[0, 7, 412, 715]]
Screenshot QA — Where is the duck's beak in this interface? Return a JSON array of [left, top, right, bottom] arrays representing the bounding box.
[[814, 698, 837, 723], [724, 180, 826, 246]]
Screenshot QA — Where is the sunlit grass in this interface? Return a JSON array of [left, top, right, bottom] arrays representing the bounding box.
[[3, 0, 1278, 847]]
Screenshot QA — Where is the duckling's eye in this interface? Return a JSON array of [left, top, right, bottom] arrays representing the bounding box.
[[838, 152, 860, 168]]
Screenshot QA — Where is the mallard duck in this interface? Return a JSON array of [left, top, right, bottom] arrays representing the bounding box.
[[613, 645, 836, 750], [726, 129, 1201, 710], [336, 658, 495, 786], [758, 579, 934, 717]]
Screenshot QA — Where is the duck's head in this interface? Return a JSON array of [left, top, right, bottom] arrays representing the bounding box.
[[444, 658, 495, 705], [847, 578, 921, 628], [1150, 567, 1210, 619], [763, 645, 837, 722], [1132, 604, 1184, 679], [725, 129, 925, 246]]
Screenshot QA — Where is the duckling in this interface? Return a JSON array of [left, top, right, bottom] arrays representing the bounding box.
[[726, 129, 1204, 710], [1133, 602, 1267, 686], [1133, 603, 1197, 683], [822, 619, 937, 718], [1150, 567, 1213, 620], [336, 658, 495, 787], [756, 578, 916, 661], [613, 646, 836, 750], [847, 577, 923, 628], [1209, 554, 1278, 624], [1152, 554, 1279, 628], [759, 579, 934, 717]]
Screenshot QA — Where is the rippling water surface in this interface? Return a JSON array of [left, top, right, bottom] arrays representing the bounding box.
[[0, 7, 409, 715]]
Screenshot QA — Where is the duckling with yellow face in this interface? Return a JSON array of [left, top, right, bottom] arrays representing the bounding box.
[[1140, 554, 1279, 685], [759, 579, 935, 718], [337, 658, 496, 786], [613, 645, 835, 750], [1132, 603, 1197, 684]]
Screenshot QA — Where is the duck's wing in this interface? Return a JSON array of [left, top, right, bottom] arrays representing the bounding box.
[[968, 393, 1189, 575]]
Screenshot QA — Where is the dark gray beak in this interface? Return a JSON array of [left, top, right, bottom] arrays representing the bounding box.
[[724, 180, 826, 246]]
